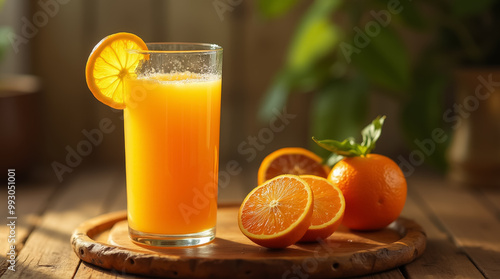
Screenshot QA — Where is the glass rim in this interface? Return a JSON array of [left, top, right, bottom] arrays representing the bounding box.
[[128, 42, 223, 54]]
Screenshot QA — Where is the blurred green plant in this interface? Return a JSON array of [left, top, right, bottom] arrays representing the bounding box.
[[0, 27, 10, 61], [0, 0, 11, 62], [257, 0, 500, 171]]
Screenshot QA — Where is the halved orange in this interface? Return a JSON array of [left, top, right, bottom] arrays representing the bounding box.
[[238, 174, 313, 248], [85, 32, 148, 109], [257, 147, 330, 185], [298, 175, 345, 242]]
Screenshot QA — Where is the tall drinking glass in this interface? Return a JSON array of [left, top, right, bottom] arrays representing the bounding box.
[[123, 43, 222, 247]]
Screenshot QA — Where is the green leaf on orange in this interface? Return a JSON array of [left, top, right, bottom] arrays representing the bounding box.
[[313, 115, 386, 165]]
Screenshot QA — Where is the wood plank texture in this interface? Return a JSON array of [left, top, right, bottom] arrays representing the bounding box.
[[72, 171, 136, 279], [1, 170, 121, 279], [354, 268, 405, 279], [2, 169, 498, 278], [402, 188, 484, 278], [104, 174, 127, 213], [411, 175, 500, 279], [75, 262, 142, 279], [32, 0, 91, 163], [478, 188, 500, 221], [0, 180, 58, 276]]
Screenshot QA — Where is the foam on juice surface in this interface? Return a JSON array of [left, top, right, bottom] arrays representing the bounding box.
[[138, 72, 220, 84]]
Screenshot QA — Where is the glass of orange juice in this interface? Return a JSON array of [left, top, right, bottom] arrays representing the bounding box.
[[124, 43, 222, 247]]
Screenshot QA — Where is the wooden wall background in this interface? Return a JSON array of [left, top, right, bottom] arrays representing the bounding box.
[[1, 0, 406, 189]]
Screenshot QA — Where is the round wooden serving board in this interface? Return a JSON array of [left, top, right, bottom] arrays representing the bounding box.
[[71, 207, 426, 278]]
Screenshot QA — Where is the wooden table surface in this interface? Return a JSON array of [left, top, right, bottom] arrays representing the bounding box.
[[1, 168, 499, 278]]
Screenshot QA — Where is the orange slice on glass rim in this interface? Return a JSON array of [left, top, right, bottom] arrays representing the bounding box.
[[85, 32, 148, 109], [238, 174, 313, 248]]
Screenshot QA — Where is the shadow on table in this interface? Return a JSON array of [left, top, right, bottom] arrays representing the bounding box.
[[79, 261, 148, 278], [0, 254, 59, 279]]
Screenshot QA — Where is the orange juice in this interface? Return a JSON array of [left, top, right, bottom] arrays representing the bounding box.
[[124, 73, 221, 235]]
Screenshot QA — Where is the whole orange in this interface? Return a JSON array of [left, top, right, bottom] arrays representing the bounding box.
[[328, 154, 407, 231]]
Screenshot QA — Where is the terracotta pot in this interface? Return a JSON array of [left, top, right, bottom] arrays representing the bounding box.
[[447, 68, 500, 187], [0, 75, 42, 175]]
